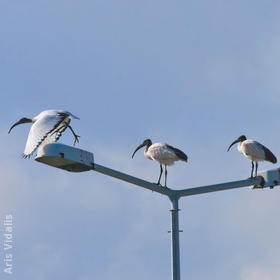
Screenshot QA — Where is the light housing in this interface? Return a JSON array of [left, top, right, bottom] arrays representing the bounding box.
[[35, 143, 94, 172], [253, 168, 280, 189]]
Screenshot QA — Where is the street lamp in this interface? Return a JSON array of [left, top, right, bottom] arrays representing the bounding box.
[[35, 143, 280, 280]]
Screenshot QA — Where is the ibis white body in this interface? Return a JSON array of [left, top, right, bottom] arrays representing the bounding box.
[[9, 110, 80, 158], [238, 140, 272, 162], [145, 142, 186, 166]]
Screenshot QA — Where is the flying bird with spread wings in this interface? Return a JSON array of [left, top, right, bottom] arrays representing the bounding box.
[[8, 110, 80, 158]]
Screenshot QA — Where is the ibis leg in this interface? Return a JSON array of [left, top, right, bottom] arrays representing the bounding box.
[[68, 125, 80, 145], [157, 164, 163, 185], [251, 161, 254, 179], [164, 165, 168, 187], [255, 162, 258, 177]]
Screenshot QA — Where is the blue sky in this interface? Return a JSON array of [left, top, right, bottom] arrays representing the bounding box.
[[1, 1, 280, 279]]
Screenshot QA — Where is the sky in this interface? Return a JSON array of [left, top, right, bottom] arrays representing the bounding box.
[[1, 0, 280, 279]]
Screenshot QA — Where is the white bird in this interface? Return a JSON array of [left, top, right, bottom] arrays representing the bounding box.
[[8, 110, 80, 158], [227, 135, 277, 178], [132, 139, 188, 187]]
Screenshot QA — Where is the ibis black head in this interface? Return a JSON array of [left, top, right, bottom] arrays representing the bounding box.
[[8, 117, 33, 134], [227, 135, 247, 152], [132, 139, 152, 158]]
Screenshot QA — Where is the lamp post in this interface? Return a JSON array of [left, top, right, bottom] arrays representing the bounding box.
[[35, 143, 280, 280]]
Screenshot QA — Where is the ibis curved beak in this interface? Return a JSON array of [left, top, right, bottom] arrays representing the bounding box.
[[227, 139, 240, 152], [132, 143, 146, 158], [8, 120, 23, 134], [8, 118, 32, 134]]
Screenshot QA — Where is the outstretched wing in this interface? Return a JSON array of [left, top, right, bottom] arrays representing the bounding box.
[[23, 112, 69, 158]]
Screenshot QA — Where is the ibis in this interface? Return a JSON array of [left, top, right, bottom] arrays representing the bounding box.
[[132, 139, 188, 187], [8, 110, 80, 158], [227, 135, 277, 178]]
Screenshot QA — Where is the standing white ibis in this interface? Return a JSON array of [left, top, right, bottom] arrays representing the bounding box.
[[227, 135, 277, 178], [132, 139, 188, 187], [8, 110, 80, 158]]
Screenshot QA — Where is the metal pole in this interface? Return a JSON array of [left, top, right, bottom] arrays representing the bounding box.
[[177, 176, 264, 197], [91, 164, 265, 280], [92, 163, 173, 196], [170, 195, 181, 280]]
